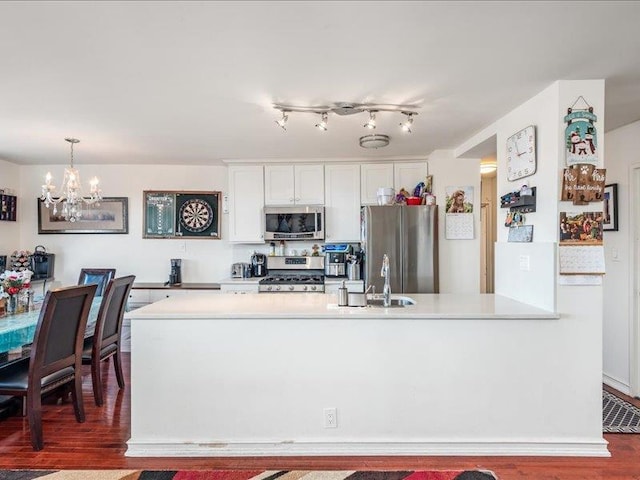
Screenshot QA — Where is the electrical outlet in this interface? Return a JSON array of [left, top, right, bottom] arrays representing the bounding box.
[[179, 241, 187, 253], [323, 407, 337, 428], [519, 255, 530, 271]]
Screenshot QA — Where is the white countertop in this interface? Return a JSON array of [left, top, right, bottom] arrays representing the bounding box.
[[128, 292, 558, 320]]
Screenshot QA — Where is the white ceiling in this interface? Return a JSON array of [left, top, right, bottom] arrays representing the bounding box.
[[1, 1, 640, 166]]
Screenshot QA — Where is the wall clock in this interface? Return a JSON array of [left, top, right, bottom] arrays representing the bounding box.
[[506, 125, 536, 182]]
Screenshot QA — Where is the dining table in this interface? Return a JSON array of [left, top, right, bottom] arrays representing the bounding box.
[[0, 297, 102, 368]]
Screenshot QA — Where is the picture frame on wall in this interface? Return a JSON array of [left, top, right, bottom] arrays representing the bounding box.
[[143, 190, 221, 239], [603, 183, 618, 231], [37, 197, 129, 234]]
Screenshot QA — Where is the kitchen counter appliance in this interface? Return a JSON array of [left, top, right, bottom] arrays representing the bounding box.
[[231, 262, 251, 278], [259, 256, 325, 292], [251, 252, 267, 277], [324, 243, 351, 277]]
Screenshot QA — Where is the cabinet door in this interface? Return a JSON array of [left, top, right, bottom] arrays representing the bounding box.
[[295, 164, 325, 204], [360, 163, 394, 205], [394, 162, 429, 194], [228, 165, 265, 243], [324, 164, 361, 242], [149, 289, 191, 303], [264, 165, 295, 205]]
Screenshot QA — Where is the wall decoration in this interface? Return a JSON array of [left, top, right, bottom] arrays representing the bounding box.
[[564, 96, 598, 166], [603, 183, 618, 231], [445, 186, 474, 239], [559, 211, 603, 244], [506, 125, 536, 181], [37, 197, 128, 234], [143, 191, 221, 239], [561, 164, 606, 204], [508, 225, 533, 243]]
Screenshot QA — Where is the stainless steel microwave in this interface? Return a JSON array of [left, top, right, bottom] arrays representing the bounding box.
[[264, 206, 324, 241]]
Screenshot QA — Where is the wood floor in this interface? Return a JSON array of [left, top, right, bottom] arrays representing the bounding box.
[[1, 355, 640, 480]]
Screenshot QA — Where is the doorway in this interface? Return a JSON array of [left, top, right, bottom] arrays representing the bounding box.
[[480, 161, 497, 293]]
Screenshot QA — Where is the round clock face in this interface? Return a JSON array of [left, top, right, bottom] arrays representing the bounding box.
[[179, 198, 213, 233], [507, 125, 537, 182]]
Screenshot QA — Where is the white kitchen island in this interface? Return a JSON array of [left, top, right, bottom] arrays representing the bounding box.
[[126, 293, 608, 458]]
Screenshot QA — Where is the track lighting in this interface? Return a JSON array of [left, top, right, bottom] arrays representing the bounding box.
[[315, 112, 328, 131], [400, 112, 414, 133], [363, 111, 377, 129], [272, 101, 419, 146], [275, 111, 288, 131]]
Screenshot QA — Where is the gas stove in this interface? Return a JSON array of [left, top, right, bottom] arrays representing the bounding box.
[[258, 256, 325, 293]]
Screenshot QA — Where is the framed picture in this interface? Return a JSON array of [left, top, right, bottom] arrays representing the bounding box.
[[143, 190, 221, 239], [38, 197, 129, 234], [603, 183, 618, 231]]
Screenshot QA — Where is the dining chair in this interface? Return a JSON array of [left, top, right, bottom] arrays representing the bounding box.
[[82, 275, 135, 406], [78, 268, 116, 296], [0, 284, 97, 450]]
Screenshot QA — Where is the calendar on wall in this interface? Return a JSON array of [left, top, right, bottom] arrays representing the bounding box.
[[445, 185, 474, 240]]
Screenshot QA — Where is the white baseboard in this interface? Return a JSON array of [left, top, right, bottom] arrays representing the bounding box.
[[125, 440, 610, 458], [603, 373, 631, 395]]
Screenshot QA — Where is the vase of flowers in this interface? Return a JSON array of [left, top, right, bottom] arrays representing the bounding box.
[[0, 269, 33, 315]]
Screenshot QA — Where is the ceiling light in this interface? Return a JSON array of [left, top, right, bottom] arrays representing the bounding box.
[[41, 138, 102, 222], [480, 158, 497, 175], [315, 112, 328, 131], [359, 134, 390, 149], [363, 111, 377, 129], [275, 111, 288, 131], [400, 112, 414, 133]]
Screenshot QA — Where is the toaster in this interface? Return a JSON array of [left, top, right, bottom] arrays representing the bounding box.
[[231, 262, 251, 278]]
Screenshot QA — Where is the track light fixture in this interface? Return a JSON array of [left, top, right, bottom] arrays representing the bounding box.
[[363, 111, 377, 129], [315, 112, 328, 131], [400, 112, 414, 133], [275, 111, 288, 131], [272, 101, 419, 147]]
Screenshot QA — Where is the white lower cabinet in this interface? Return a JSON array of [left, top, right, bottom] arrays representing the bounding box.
[[220, 282, 260, 294], [324, 164, 361, 242]]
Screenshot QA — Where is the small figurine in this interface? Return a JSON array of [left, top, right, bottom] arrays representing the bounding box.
[[311, 244, 320, 256]]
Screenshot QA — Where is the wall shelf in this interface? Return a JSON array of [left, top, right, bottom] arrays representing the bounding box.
[[500, 187, 536, 213]]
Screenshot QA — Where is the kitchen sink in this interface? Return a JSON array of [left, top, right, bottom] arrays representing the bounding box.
[[367, 296, 416, 307]]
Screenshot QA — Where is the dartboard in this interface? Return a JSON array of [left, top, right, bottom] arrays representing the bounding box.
[[179, 198, 213, 233]]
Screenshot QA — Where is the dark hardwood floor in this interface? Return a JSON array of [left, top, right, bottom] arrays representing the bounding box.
[[1, 354, 640, 479]]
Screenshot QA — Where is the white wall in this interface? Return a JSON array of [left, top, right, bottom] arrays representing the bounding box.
[[0, 159, 22, 258], [602, 119, 640, 393], [19, 164, 233, 287], [15, 158, 480, 294]]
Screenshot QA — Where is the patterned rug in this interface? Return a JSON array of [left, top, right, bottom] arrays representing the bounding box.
[[603, 390, 640, 433], [0, 471, 497, 480]]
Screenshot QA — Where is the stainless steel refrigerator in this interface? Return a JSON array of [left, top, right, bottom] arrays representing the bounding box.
[[361, 205, 438, 293]]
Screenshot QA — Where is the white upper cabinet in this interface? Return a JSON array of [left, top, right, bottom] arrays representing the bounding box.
[[325, 164, 361, 243], [264, 164, 324, 205], [228, 165, 265, 243], [360, 163, 394, 205], [394, 162, 429, 194]]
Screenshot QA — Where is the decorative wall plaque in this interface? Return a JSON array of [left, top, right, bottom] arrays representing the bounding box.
[[561, 165, 606, 205], [143, 191, 221, 239], [564, 96, 598, 166]]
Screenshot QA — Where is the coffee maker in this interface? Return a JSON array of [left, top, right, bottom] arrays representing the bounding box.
[[251, 252, 267, 277], [168, 258, 182, 285], [324, 244, 352, 277]]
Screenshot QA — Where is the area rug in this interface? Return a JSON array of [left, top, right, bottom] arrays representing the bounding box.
[[603, 389, 640, 433], [0, 470, 497, 480]]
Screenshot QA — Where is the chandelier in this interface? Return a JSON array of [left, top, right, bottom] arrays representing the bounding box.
[[273, 102, 419, 147], [41, 138, 102, 222]]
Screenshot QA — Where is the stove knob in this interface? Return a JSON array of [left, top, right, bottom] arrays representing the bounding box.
[[267, 286, 272, 291], [276, 285, 281, 291], [303, 285, 308, 291], [311, 285, 316, 291], [288, 285, 295, 291]]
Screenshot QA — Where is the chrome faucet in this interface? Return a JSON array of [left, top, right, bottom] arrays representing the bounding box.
[[381, 254, 391, 307]]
